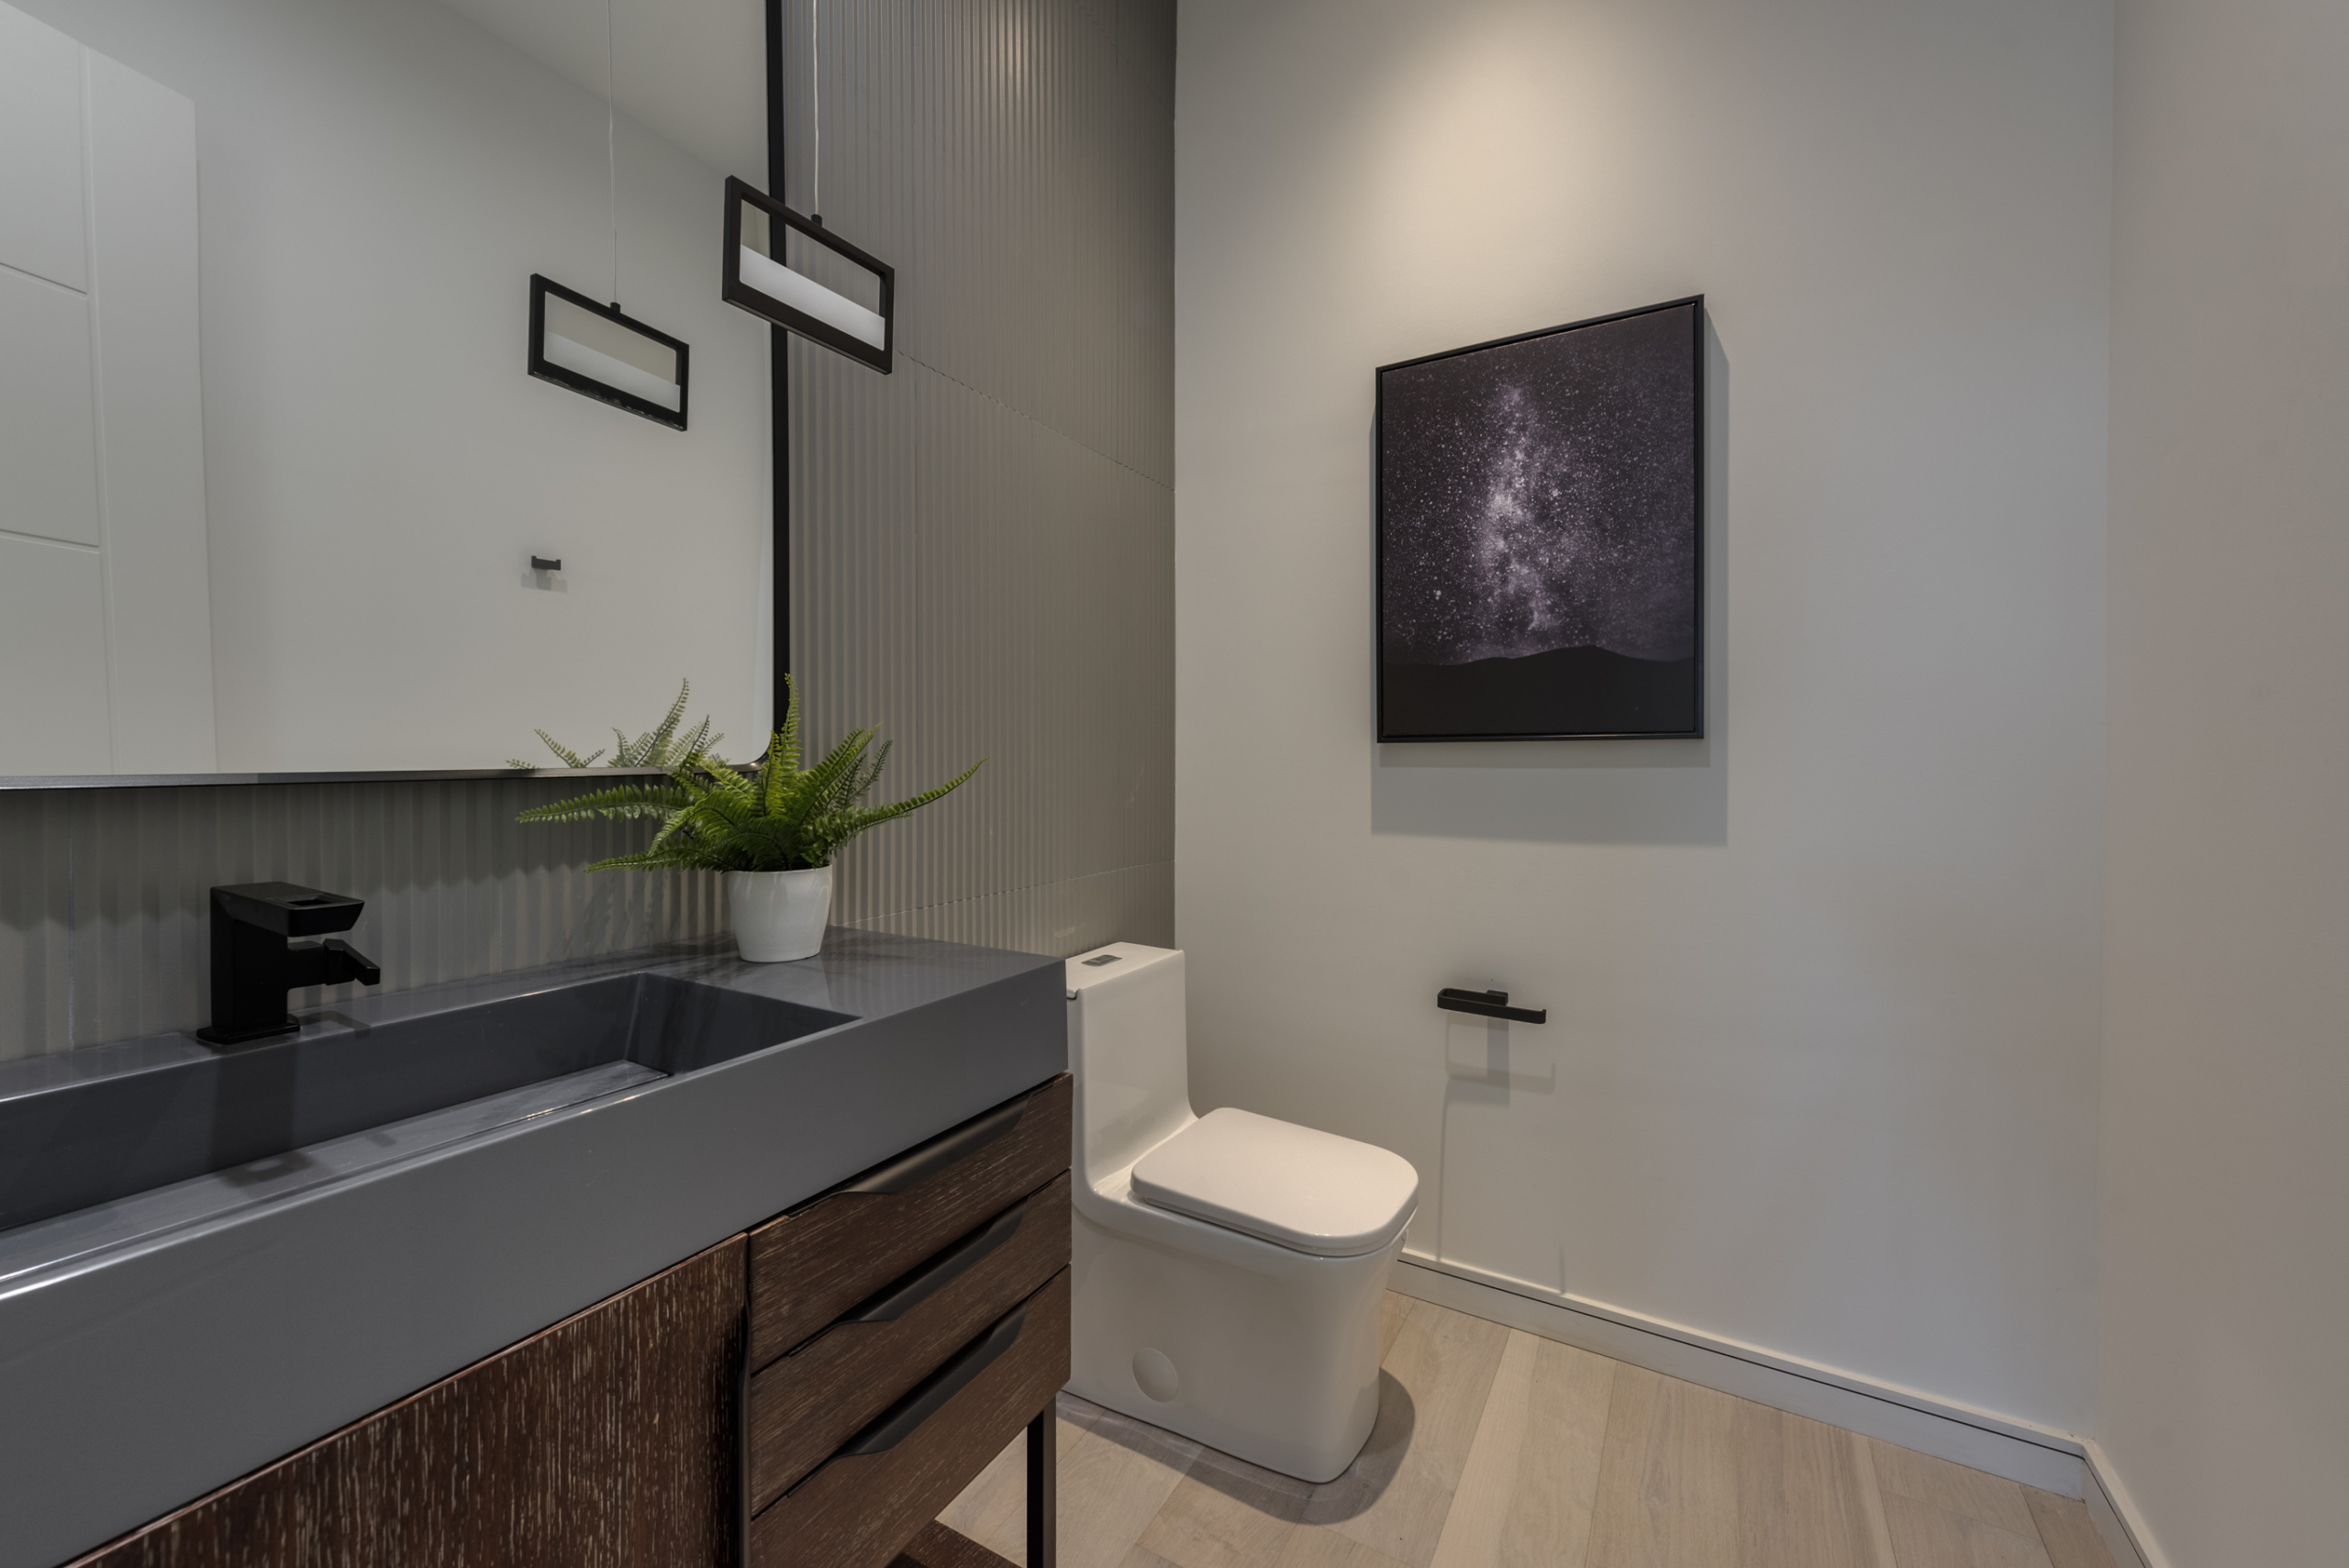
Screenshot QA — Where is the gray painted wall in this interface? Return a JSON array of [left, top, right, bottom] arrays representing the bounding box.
[[0, 0, 1174, 1060]]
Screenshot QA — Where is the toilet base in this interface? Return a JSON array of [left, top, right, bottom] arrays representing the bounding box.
[[1068, 1200, 1405, 1484]]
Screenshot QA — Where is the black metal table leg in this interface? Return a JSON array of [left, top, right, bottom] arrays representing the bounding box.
[[1025, 1404, 1056, 1568]]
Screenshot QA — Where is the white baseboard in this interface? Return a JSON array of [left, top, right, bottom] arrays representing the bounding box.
[[2082, 1440, 2168, 1568], [1390, 1251, 2087, 1498]]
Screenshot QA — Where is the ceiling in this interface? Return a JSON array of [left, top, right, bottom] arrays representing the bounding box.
[[439, 0, 767, 177]]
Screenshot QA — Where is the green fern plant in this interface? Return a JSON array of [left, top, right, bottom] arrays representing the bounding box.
[[516, 675, 982, 873], [506, 679, 721, 771]]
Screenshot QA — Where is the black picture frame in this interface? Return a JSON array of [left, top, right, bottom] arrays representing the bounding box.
[[1375, 295, 1705, 742], [526, 274, 690, 430], [721, 175, 895, 375]]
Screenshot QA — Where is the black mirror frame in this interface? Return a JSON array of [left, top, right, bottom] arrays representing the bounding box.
[[721, 175, 895, 374], [526, 273, 691, 430]]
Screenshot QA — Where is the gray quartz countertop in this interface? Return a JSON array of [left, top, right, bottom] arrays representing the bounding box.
[[0, 929, 1066, 1568]]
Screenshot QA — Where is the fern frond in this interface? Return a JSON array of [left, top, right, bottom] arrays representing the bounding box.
[[516, 674, 983, 875], [513, 681, 718, 772], [640, 679, 693, 763], [516, 783, 691, 822], [797, 728, 874, 814], [530, 728, 604, 770], [846, 759, 985, 832], [775, 674, 803, 775]]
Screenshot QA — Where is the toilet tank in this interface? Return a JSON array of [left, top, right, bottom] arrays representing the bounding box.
[[1065, 944, 1195, 1185]]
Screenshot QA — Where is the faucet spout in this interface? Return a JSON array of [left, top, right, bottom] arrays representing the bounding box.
[[284, 936, 383, 992], [198, 882, 382, 1047]]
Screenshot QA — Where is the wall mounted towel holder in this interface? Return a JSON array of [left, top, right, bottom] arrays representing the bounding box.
[[1436, 988, 1547, 1025]]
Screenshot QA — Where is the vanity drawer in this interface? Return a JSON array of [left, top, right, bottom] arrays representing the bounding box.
[[749, 1269, 1071, 1568], [749, 1073, 1071, 1365], [748, 1172, 1072, 1510]]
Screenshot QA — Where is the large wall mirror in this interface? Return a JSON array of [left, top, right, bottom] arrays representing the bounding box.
[[0, 0, 777, 778]]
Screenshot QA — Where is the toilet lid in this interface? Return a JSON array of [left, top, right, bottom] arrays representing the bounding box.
[[1130, 1107, 1419, 1258]]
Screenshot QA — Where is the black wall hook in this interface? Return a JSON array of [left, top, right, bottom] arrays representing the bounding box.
[[1437, 987, 1547, 1025]]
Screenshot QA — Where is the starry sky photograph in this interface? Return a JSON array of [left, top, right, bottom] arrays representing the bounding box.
[[1378, 300, 1701, 739]]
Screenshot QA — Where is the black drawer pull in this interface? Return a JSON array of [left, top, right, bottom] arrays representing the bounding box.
[[833, 1299, 1030, 1458], [841, 1095, 1030, 1195], [841, 1196, 1031, 1326]]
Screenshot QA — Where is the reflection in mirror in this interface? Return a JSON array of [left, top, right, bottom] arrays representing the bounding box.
[[528, 275, 689, 428], [0, 0, 772, 778]]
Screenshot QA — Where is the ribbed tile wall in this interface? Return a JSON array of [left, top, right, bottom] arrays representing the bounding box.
[[0, 0, 1172, 1059], [0, 779, 722, 1062], [785, 0, 1175, 953]]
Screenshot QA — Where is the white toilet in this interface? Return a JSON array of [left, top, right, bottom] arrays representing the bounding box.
[[1064, 943, 1419, 1483]]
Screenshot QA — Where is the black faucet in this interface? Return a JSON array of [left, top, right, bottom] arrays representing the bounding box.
[[197, 882, 383, 1046]]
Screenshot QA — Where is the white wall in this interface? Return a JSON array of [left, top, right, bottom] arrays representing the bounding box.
[[2099, 0, 2349, 1562], [1176, 0, 2112, 1432], [13, 0, 773, 772]]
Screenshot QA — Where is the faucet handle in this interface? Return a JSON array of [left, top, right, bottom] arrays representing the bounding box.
[[213, 882, 366, 937], [323, 938, 382, 987]]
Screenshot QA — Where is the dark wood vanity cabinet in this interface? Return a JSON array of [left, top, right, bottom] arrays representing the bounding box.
[[66, 1075, 1072, 1568]]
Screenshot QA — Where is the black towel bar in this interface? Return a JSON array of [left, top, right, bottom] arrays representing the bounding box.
[[1437, 987, 1547, 1025]]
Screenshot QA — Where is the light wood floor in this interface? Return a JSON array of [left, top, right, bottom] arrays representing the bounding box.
[[941, 1294, 2116, 1568]]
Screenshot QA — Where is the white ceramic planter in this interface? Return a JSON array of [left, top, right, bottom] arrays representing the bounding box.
[[725, 865, 833, 962]]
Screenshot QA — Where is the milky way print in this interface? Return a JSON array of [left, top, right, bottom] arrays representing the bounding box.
[[1378, 299, 1702, 739]]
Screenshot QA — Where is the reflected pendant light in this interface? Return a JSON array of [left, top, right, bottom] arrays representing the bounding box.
[[721, 0, 894, 373], [527, 0, 691, 427]]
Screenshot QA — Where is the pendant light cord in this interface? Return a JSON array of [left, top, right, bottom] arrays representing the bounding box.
[[606, 0, 619, 305], [810, 0, 821, 221]]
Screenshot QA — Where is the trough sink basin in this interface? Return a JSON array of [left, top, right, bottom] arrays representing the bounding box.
[[0, 973, 854, 1238]]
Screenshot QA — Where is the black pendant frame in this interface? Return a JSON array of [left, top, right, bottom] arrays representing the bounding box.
[[526, 273, 690, 430], [722, 176, 895, 375]]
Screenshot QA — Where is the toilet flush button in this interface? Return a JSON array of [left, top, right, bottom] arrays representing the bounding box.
[[1132, 1348, 1181, 1403]]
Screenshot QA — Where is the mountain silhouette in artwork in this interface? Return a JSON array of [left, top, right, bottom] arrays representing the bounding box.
[[1383, 645, 1698, 738]]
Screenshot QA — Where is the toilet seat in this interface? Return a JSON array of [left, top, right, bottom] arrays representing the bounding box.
[[1130, 1106, 1419, 1258]]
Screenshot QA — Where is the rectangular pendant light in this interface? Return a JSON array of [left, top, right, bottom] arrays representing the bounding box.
[[722, 175, 894, 373], [528, 274, 690, 428]]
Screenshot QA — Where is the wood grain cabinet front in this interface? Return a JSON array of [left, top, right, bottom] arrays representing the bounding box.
[[748, 1172, 1072, 1510], [747, 1074, 1073, 1366], [66, 1237, 748, 1568], [748, 1270, 1072, 1568]]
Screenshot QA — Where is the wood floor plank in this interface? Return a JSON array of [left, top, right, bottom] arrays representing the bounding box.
[[1056, 1407, 1203, 1568], [1869, 1440, 2039, 1540], [2021, 1489, 2117, 1568], [1303, 1298, 1510, 1568], [1117, 1551, 1188, 1568], [1381, 1293, 1409, 1363], [1732, 1403, 1895, 1568], [1138, 1442, 1312, 1568], [1584, 1364, 1742, 1568], [938, 1396, 1130, 1568], [938, 1430, 1030, 1562], [1848, 1424, 1902, 1567], [1429, 1330, 1538, 1568], [1430, 1330, 1614, 1568], [1882, 1495, 2054, 1568], [1275, 1525, 1418, 1568]]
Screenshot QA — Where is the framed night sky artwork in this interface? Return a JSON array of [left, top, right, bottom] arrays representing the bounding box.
[[1376, 296, 1704, 740]]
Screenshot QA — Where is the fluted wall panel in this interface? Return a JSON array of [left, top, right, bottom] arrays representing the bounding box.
[[783, 0, 1174, 953], [0, 780, 722, 1062]]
